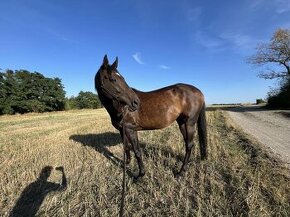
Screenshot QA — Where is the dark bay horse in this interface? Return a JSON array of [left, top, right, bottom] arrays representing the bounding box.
[[95, 55, 207, 179]]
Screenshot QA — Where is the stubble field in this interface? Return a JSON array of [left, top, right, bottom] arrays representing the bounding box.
[[0, 108, 289, 216]]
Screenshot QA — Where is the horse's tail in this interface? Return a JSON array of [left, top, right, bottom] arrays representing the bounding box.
[[197, 102, 208, 160]]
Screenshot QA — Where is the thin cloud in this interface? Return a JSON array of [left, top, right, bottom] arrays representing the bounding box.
[[192, 31, 224, 51], [59, 36, 79, 44], [249, 0, 290, 14], [186, 7, 202, 24], [219, 31, 261, 53], [45, 28, 79, 44], [220, 32, 252, 47], [275, 0, 290, 14], [159, 65, 171, 70], [248, 0, 264, 9], [132, 52, 144, 65]]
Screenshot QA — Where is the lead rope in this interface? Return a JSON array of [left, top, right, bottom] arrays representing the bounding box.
[[119, 108, 128, 217]]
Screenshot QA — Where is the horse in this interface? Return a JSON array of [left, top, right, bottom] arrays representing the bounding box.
[[95, 55, 207, 180]]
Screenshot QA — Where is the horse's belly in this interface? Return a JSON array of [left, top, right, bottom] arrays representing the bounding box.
[[137, 109, 179, 130]]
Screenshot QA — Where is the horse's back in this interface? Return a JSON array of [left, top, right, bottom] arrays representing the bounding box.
[[134, 83, 204, 111], [133, 83, 202, 95]]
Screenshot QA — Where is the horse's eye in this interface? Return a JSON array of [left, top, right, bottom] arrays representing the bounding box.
[[109, 77, 117, 82]]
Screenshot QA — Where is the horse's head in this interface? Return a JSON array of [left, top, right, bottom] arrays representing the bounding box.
[[96, 55, 140, 112]]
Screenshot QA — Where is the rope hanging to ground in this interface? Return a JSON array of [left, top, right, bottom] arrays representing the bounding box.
[[119, 108, 128, 217], [119, 136, 126, 217]]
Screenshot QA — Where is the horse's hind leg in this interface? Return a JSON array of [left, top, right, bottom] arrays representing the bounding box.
[[177, 118, 196, 177]]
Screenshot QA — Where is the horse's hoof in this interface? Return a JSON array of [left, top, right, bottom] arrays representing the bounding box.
[[133, 173, 145, 182], [174, 171, 184, 181], [125, 159, 131, 165]]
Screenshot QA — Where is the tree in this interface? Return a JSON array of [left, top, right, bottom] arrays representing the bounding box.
[[247, 28, 290, 108], [0, 70, 19, 114], [65, 96, 78, 110], [75, 91, 101, 109], [0, 69, 66, 114], [248, 28, 290, 79]]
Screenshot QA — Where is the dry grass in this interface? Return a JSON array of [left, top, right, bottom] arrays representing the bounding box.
[[0, 108, 289, 216]]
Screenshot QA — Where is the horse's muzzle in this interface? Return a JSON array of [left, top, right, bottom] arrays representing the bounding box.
[[129, 98, 140, 111]]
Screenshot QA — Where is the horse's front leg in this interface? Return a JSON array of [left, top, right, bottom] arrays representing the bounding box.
[[120, 129, 131, 165], [124, 128, 145, 180]]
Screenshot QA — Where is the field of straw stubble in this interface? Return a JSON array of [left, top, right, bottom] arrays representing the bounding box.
[[0, 108, 290, 216]]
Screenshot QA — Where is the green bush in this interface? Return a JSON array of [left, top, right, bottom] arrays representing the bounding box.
[[256, 99, 265, 104], [267, 78, 290, 109]]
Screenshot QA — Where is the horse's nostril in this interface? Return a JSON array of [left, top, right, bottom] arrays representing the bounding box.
[[132, 99, 139, 108]]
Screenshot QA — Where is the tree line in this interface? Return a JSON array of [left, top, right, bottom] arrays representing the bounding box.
[[0, 69, 102, 115]]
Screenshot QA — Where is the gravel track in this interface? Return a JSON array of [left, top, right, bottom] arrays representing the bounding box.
[[227, 106, 290, 165]]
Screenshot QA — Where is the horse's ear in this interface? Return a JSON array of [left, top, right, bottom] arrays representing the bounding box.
[[103, 55, 109, 68], [112, 57, 118, 69]]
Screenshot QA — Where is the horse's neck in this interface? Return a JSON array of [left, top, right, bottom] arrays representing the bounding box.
[[97, 88, 124, 128], [102, 98, 124, 128]]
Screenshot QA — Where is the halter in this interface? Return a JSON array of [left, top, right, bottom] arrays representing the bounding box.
[[100, 74, 121, 103]]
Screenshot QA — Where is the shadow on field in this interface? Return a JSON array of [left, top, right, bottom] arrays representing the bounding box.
[[70, 132, 123, 165], [9, 166, 67, 217], [70, 133, 135, 178], [69, 132, 184, 176], [278, 111, 290, 118]]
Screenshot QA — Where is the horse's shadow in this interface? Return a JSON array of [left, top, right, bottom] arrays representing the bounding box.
[[70, 132, 137, 178], [70, 132, 123, 164], [69, 132, 183, 177]]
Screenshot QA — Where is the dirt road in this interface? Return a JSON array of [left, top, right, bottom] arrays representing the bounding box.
[[227, 106, 290, 165]]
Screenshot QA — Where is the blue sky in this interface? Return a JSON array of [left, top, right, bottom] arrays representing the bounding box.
[[1, 0, 290, 104]]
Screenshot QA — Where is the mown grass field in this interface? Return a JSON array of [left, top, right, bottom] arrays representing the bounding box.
[[0, 108, 289, 216]]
